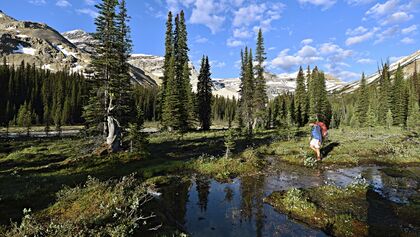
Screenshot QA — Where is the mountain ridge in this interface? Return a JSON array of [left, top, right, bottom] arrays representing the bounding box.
[[1, 10, 418, 99]]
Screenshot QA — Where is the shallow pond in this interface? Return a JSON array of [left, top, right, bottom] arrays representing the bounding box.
[[158, 162, 420, 236]]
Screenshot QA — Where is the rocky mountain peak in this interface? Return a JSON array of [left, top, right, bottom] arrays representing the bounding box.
[[0, 11, 90, 72], [0, 10, 16, 23], [62, 29, 97, 54]]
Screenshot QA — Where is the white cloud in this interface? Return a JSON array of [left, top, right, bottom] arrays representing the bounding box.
[[28, 0, 46, 5], [232, 0, 244, 7], [298, 0, 337, 10], [84, 0, 96, 6], [233, 4, 267, 27], [210, 60, 226, 68], [226, 38, 244, 47], [346, 26, 368, 36], [233, 3, 284, 31], [357, 58, 375, 64], [301, 38, 314, 45], [190, 0, 225, 34], [345, 31, 374, 45], [195, 36, 208, 43], [374, 26, 399, 44], [76, 8, 99, 18], [319, 43, 352, 60], [381, 11, 413, 25], [298, 45, 318, 57], [233, 28, 252, 38], [347, 0, 374, 5], [56, 0, 71, 7], [401, 37, 415, 44], [366, 0, 399, 17], [402, 24, 417, 34], [270, 48, 322, 71], [270, 42, 356, 81]]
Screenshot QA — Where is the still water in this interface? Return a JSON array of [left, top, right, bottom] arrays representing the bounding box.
[[160, 162, 419, 236]]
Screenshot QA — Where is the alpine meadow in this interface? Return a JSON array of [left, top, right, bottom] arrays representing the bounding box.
[[0, 0, 420, 236]]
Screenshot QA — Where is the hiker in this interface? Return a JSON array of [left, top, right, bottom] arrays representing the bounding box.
[[309, 121, 323, 161]]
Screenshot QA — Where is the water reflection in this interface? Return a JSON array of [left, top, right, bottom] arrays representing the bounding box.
[[196, 176, 211, 212], [185, 177, 326, 237], [160, 164, 419, 236]]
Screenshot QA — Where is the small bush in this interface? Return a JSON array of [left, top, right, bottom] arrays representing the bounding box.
[[4, 174, 158, 237]]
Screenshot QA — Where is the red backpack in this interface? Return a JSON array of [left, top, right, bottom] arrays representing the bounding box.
[[316, 122, 328, 138]]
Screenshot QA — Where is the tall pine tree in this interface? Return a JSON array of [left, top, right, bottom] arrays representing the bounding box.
[[378, 63, 392, 125], [356, 73, 368, 126], [160, 11, 173, 124], [83, 0, 133, 151], [197, 56, 212, 130], [253, 29, 267, 129], [294, 66, 307, 126], [161, 11, 192, 132]]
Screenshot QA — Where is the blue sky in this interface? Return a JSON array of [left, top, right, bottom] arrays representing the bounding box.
[[0, 0, 419, 81]]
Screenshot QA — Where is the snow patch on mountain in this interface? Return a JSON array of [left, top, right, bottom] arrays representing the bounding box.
[[13, 44, 36, 55]]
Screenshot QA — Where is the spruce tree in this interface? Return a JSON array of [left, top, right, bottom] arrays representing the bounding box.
[[61, 97, 71, 125], [253, 29, 267, 129], [294, 66, 306, 126], [17, 102, 32, 136], [162, 53, 180, 131], [161, 11, 192, 132], [305, 66, 311, 122], [366, 105, 377, 128], [115, 0, 134, 127], [309, 67, 331, 124], [224, 128, 236, 158], [386, 109, 393, 129], [378, 63, 392, 125], [240, 48, 255, 136], [406, 102, 420, 132], [237, 49, 245, 130], [197, 56, 212, 130], [356, 73, 368, 126], [391, 64, 407, 126], [128, 105, 147, 152], [82, 0, 133, 151], [83, 0, 118, 136], [160, 11, 173, 124]]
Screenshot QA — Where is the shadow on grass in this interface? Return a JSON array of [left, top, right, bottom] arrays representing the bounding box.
[[321, 142, 340, 157]]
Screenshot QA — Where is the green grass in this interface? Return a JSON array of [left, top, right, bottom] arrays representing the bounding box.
[[261, 126, 420, 166]]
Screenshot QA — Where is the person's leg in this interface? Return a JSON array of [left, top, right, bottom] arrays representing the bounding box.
[[315, 148, 321, 160], [310, 145, 317, 159]]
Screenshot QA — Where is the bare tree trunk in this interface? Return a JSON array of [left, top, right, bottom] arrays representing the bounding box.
[[106, 96, 121, 152]]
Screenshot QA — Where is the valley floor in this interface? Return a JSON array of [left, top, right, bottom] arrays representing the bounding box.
[[0, 126, 419, 236]]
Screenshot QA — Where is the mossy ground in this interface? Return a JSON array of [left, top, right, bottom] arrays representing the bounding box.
[[264, 181, 420, 237], [264, 184, 369, 237]]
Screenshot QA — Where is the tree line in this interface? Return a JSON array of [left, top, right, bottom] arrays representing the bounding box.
[[1, 0, 419, 152], [330, 63, 420, 131], [0, 60, 86, 132]]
